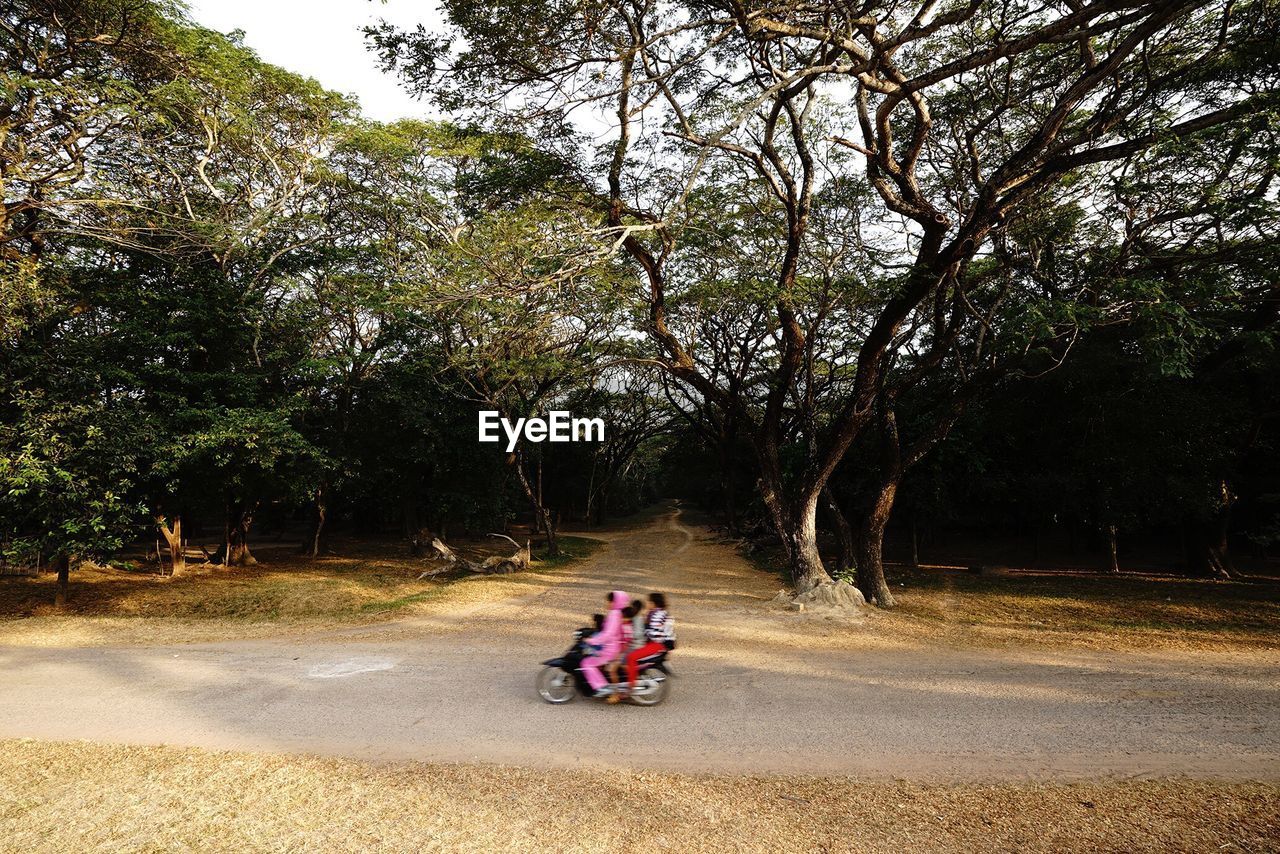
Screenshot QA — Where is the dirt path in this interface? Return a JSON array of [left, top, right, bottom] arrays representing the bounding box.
[[1, 505, 1277, 779]]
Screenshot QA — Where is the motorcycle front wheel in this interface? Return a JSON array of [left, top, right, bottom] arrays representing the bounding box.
[[628, 668, 670, 706], [536, 666, 577, 704]]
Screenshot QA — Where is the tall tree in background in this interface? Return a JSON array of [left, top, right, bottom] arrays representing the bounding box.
[[3, 0, 1276, 608], [371, 0, 1280, 603], [428, 202, 623, 555], [1, 0, 347, 588]]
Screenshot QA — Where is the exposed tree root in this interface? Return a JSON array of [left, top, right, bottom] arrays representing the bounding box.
[[771, 580, 866, 613]]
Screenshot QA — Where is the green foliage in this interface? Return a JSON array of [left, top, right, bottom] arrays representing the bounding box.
[[0, 257, 49, 341], [3, 0, 1278, 593], [0, 392, 146, 563], [531, 535, 606, 568]]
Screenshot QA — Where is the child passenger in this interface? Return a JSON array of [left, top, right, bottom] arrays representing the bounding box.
[[584, 613, 605, 656], [605, 601, 643, 702], [623, 592, 674, 691]]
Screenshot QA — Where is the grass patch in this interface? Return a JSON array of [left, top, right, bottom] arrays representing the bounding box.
[[533, 534, 608, 568], [1, 739, 1276, 853], [0, 534, 605, 647], [1, 557, 434, 623], [357, 588, 443, 615], [884, 564, 1280, 650], [743, 540, 1280, 651]]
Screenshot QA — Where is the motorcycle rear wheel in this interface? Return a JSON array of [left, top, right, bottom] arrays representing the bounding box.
[[536, 666, 577, 704], [628, 668, 670, 706]]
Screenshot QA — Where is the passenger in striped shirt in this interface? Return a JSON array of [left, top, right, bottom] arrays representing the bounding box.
[[623, 592, 675, 691]]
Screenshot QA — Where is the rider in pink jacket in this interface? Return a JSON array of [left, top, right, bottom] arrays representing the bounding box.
[[581, 590, 629, 694]]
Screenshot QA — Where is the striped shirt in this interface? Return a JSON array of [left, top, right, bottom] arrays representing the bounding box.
[[644, 608, 674, 643]]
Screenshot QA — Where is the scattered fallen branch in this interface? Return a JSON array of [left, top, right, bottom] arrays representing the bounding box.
[[477, 534, 531, 574], [414, 537, 468, 578], [416, 534, 532, 576], [429, 537, 461, 564]]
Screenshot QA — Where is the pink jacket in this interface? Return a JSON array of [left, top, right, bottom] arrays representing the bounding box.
[[587, 590, 629, 660]]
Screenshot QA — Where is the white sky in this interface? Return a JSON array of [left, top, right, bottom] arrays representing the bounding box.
[[183, 0, 443, 122]]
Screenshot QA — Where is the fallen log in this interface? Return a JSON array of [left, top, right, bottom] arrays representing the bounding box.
[[476, 534, 531, 574], [430, 537, 461, 564], [416, 534, 531, 576]]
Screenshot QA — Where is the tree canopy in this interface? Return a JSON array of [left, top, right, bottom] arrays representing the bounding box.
[[2, 0, 1277, 607]]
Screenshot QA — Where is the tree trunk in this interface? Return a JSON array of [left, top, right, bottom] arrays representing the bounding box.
[[1182, 480, 1237, 579], [155, 514, 185, 576], [306, 486, 327, 558], [909, 513, 920, 568], [536, 453, 545, 526], [718, 439, 740, 535], [221, 503, 258, 566], [513, 451, 558, 556], [768, 484, 836, 594], [1104, 524, 1120, 574], [724, 473, 738, 536], [852, 403, 903, 608], [823, 487, 854, 573], [787, 493, 832, 593], [1183, 520, 1234, 579], [1211, 534, 1235, 578], [855, 479, 898, 608], [585, 458, 597, 530], [401, 497, 419, 543], [752, 460, 824, 594], [539, 507, 558, 557], [595, 482, 610, 527], [1211, 479, 1237, 577], [53, 552, 70, 607]]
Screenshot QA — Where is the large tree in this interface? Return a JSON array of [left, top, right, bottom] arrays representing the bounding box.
[[371, 0, 1279, 602], [2, 0, 348, 588]]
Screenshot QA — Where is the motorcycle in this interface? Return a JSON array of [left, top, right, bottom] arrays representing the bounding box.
[[536, 626, 672, 706]]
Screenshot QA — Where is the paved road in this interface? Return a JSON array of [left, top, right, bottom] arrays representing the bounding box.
[[2, 508, 1277, 779]]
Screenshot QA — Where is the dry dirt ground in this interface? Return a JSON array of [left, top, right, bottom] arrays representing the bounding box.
[[2, 739, 1276, 853], [1, 505, 1277, 779], [1, 505, 1277, 851]]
